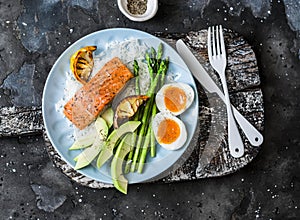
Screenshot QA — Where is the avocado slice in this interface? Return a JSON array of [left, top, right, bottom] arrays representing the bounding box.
[[101, 107, 114, 128], [74, 137, 104, 170], [111, 133, 136, 194], [94, 116, 109, 140], [69, 134, 95, 150], [74, 116, 109, 170], [96, 121, 141, 168], [69, 116, 108, 150]]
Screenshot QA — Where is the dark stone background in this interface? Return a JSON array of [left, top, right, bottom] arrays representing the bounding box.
[[0, 0, 299, 219]]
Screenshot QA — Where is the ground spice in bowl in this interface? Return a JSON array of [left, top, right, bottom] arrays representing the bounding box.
[[127, 0, 148, 15]]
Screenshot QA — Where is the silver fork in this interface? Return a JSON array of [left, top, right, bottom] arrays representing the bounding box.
[[207, 25, 244, 158]]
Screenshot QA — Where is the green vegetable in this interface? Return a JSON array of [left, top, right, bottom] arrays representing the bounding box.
[[150, 104, 157, 157], [130, 97, 153, 172], [124, 131, 137, 174], [156, 43, 163, 69], [96, 121, 141, 168], [94, 117, 109, 140], [137, 125, 151, 173], [70, 115, 110, 151], [101, 107, 114, 128], [124, 60, 142, 173], [73, 117, 109, 169], [68, 134, 95, 150], [130, 44, 169, 173], [134, 60, 140, 95], [74, 138, 104, 170], [111, 133, 136, 194], [145, 53, 154, 85]]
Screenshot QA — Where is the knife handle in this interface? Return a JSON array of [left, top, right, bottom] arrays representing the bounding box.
[[232, 105, 263, 146]]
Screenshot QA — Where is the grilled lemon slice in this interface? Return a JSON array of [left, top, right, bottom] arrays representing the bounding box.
[[113, 95, 149, 128], [70, 46, 97, 84]]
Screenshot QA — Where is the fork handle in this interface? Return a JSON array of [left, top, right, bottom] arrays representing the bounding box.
[[219, 74, 245, 158], [214, 86, 263, 147], [232, 105, 263, 146]]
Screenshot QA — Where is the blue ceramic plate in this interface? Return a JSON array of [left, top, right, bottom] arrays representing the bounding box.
[[42, 28, 198, 184]]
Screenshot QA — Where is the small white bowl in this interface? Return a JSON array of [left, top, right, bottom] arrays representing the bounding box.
[[117, 0, 158, 22]]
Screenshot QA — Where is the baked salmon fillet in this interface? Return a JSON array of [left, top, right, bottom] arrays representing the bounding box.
[[64, 57, 134, 130]]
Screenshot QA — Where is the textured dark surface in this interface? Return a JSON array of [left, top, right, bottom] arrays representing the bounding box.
[[0, 0, 299, 219], [0, 106, 43, 137]]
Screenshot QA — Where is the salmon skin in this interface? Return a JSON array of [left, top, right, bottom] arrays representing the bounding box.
[[64, 57, 134, 130]]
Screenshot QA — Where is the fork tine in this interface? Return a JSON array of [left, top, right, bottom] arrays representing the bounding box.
[[216, 25, 220, 56], [219, 25, 226, 56], [212, 26, 216, 56], [207, 27, 212, 58]]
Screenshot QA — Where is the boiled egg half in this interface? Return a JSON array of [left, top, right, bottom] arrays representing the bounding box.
[[155, 82, 194, 116], [152, 111, 187, 150]]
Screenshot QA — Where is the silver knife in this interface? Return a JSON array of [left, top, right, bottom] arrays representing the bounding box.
[[176, 39, 263, 146]]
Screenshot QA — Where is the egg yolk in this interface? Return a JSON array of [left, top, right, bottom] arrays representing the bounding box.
[[157, 118, 180, 144], [164, 86, 187, 113]]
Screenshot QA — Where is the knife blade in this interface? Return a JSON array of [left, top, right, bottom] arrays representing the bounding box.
[[176, 39, 263, 146]]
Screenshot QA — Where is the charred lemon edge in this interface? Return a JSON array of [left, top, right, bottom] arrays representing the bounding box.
[[70, 46, 97, 84]]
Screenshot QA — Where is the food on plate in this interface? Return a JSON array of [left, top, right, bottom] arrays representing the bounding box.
[[94, 115, 110, 140], [100, 107, 114, 128], [155, 82, 194, 116], [111, 133, 136, 194], [70, 46, 97, 84], [96, 121, 141, 169], [73, 116, 108, 170], [68, 133, 96, 150], [113, 95, 149, 129], [152, 111, 187, 150], [64, 57, 134, 130]]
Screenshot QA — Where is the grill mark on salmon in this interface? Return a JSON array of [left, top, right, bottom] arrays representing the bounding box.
[[64, 57, 134, 130]]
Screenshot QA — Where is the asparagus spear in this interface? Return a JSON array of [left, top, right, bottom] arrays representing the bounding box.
[[150, 47, 156, 60], [130, 96, 153, 172], [156, 43, 163, 71], [145, 52, 154, 85], [124, 109, 141, 174], [150, 57, 168, 158], [137, 124, 151, 173], [124, 60, 141, 173], [137, 102, 157, 173], [133, 59, 139, 76], [133, 60, 140, 95], [150, 104, 157, 157], [150, 47, 157, 72]]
